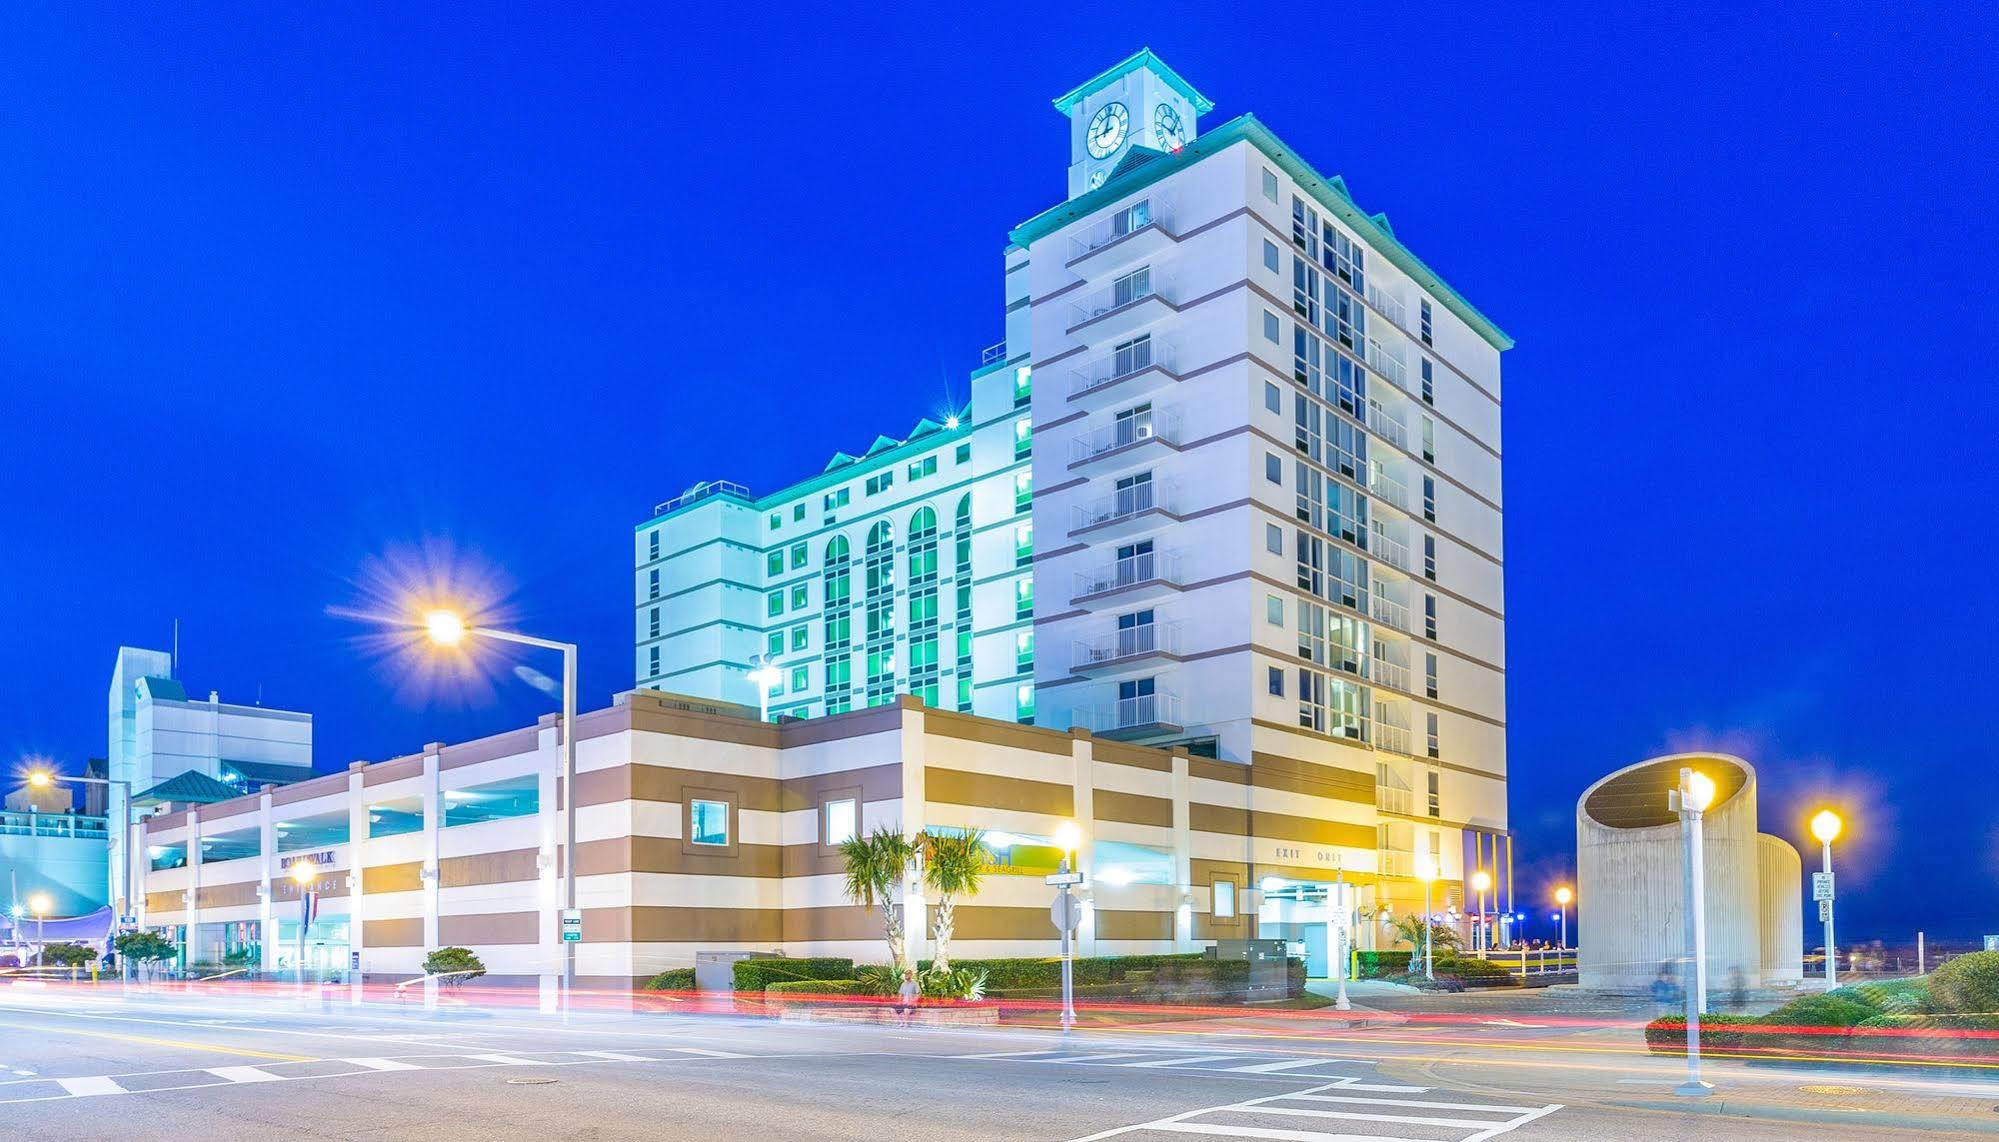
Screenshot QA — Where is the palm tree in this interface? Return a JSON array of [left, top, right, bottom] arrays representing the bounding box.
[[1391, 913, 1460, 956], [921, 829, 991, 975], [840, 827, 918, 973]]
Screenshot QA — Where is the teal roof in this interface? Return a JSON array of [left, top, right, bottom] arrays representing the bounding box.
[[133, 769, 242, 807], [1053, 49, 1215, 116], [1008, 114, 1514, 352], [137, 675, 186, 701]]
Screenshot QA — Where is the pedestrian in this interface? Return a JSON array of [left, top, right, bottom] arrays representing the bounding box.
[[1729, 966, 1747, 1012], [895, 968, 921, 1025], [1649, 962, 1679, 1013]]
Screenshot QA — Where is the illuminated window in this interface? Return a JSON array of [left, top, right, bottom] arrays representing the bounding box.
[[789, 541, 807, 569], [1214, 878, 1238, 918], [824, 798, 857, 846], [690, 799, 729, 846]]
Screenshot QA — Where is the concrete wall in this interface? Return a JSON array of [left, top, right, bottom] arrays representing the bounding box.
[[1756, 832, 1804, 986]]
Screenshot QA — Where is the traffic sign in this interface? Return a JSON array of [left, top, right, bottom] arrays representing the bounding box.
[[1811, 872, 1835, 902], [1050, 894, 1083, 932], [1818, 899, 1832, 922], [561, 909, 583, 943], [1044, 871, 1085, 887]]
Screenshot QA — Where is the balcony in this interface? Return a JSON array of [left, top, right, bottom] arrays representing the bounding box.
[[1073, 622, 1183, 676], [1069, 409, 1182, 471], [1067, 199, 1178, 271], [1072, 550, 1183, 609], [1376, 763, 1415, 816], [1377, 847, 1417, 878], [1090, 691, 1184, 740], [1071, 481, 1181, 541], [1370, 585, 1412, 634], [979, 340, 1008, 366], [1368, 464, 1409, 512], [1068, 339, 1180, 406], [1373, 719, 1412, 757], [1366, 399, 1408, 451], [1066, 273, 1177, 344], [1370, 520, 1411, 571], [1367, 338, 1407, 389], [1370, 652, 1411, 693], [1366, 283, 1408, 331]]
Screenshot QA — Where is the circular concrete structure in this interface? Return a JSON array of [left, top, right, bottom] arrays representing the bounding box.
[[1576, 752, 1799, 993]]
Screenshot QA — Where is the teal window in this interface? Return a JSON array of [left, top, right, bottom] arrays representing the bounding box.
[[648, 607, 660, 639], [1013, 365, 1032, 407], [1014, 419, 1032, 459], [1015, 683, 1036, 723], [955, 442, 971, 464], [790, 583, 808, 609], [1014, 471, 1031, 514], [366, 796, 424, 839], [648, 646, 659, 677], [647, 529, 659, 560], [147, 840, 188, 871], [442, 775, 539, 828], [648, 569, 659, 599], [789, 541, 807, 569], [907, 456, 937, 481], [957, 677, 973, 709], [1015, 631, 1033, 674], [1015, 524, 1033, 567], [866, 471, 894, 496], [790, 624, 808, 651], [274, 808, 349, 851], [690, 799, 729, 846], [767, 631, 783, 657], [792, 503, 806, 521], [824, 488, 850, 511], [1015, 577, 1033, 619], [791, 665, 810, 692], [909, 591, 938, 627], [199, 826, 261, 863], [766, 552, 783, 576], [767, 592, 783, 617], [769, 511, 782, 529]]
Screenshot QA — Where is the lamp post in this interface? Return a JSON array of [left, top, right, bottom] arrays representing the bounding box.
[[1333, 865, 1351, 1012], [1053, 821, 1082, 1031], [290, 862, 315, 986], [1670, 767, 1716, 1098], [28, 893, 51, 968], [1417, 859, 1436, 980], [424, 611, 578, 997], [28, 769, 136, 927], [1810, 809, 1842, 988], [1470, 869, 1491, 955], [1555, 886, 1572, 952], [748, 655, 782, 724]]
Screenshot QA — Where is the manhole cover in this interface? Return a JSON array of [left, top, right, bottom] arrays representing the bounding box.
[[506, 1077, 559, 1085], [1800, 1085, 1862, 1095]]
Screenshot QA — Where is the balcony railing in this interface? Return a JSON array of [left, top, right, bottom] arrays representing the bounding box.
[[1070, 410, 1181, 464], [1378, 848, 1418, 878], [1366, 399, 1408, 450], [1072, 481, 1175, 532], [1366, 283, 1408, 330], [1068, 199, 1173, 261], [653, 479, 751, 518], [1370, 521, 1410, 571], [0, 811, 110, 839], [1368, 339, 1407, 389], [1073, 549, 1180, 600], [1369, 464, 1409, 511], [1092, 691, 1182, 734], [980, 340, 1008, 365], [1074, 622, 1180, 668], [1371, 653, 1411, 693], [1068, 273, 1174, 333], [1373, 720, 1412, 756], [1370, 586, 1412, 633], [1069, 339, 1177, 398]]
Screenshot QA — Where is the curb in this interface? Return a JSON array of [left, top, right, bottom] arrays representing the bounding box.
[[1609, 1097, 1999, 1135]]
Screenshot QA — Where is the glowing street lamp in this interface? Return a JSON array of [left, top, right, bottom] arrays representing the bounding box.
[[1669, 767, 1716, 1098], [1049, 820, 1085, 1031], [1811, 809, 1842, 987], [1555, 885, 1573, 952], [747, 655, 782, 724], [422, 609, 579, 997], [1470, 868, 1492, 954], [27, 893, 51, 967]]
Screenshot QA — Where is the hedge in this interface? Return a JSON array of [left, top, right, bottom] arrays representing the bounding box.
[[1356, 951, 1413, 980], [1926, 951, 1999, 1015], [886, 954, 1297, 1001], [765, 979, 860, 996], [1644, 1013, 1764, 1052], [643, 968, 696, 991], [732, 957, 854, 993], [1435, 956, 1513, 985], [1828, 976, 1929, 1016], [1852, 1013, 1999, 1059]]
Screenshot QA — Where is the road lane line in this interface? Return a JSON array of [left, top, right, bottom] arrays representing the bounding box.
[[1118, 1054, 1245, 1068], [344, 1058, 423, 1071], [0, 1005, 482, 1053], [468, 1054, 545, 1065], [1281, 1092, 1540, 1113], [575, 1051, 652, 1062], [1225, 1059, 1339, 1073], [207, 1066, 282, 1084], [1152, 1124, 1442, 1141], [1213, 1104, 1513, 1129], [56, 1076, 127, 1097], [668, 1047, 747, 1058], [1460, 1102, 1563, 1142], [0, 1019, 315, 1063], [1049, 1053, 1155, 1064]]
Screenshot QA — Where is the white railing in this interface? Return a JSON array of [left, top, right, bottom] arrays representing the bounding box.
[[1070, 409, 1181, 463], [1370, 586, 1411, 632], [1370, 521, 1410, 570], [1366, 283, 1408, 330], [1075, 622, 1181, 668], [1069, 199, 1173, 261], [1371, 652, 1410, 693], [1375, 762, 1414, 815], [1072, 481, 1174, 532], [654, 479, 751, 517], [1378, 848, 1417, 878], [980, 341, 1008, 365], [1373, 719, 1412, 756], [1368, 339, 1407, 389], [1073, 549, 1180, 599], [1092, 691, 1181, 733], [1068, 338, 1177, 398], [1366, 399, 1408, 450], [1369, 464, 1409, 511], [1068, 272, 1174, 331]]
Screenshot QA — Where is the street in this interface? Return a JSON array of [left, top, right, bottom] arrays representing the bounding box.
[[0, 985, 1992, 1139]]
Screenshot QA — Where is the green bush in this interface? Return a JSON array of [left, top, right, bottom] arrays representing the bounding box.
[[1828, 976, 1930, 1016], [905, 953, 1279, 1002], [765, 979, 860, 996], [1356, 950, 1414, 979], [1926, 951, 1999, 1015], [853, 964, 899, 997], [1644, 1013, 1764, 1053], [643, 968, 696, 991], [1752, 993, 1876, 1054], [39, 943, 99, 967], [1852, 1013, 1999, 1060], [1435, 956, 1513, 986], [422, 947, 486, 985], [732, 957, 854, 993]]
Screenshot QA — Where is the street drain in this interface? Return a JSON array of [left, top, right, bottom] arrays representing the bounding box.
[[506, 1077, 559, 1085]]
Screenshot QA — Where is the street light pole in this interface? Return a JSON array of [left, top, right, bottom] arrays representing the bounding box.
[[1555, 886, 1573, 953], [1420, 864, 1435, 981], [1671, 767, 1716, 1098], [27, 770, 135, 929], [1810, 810, 1841, 989]]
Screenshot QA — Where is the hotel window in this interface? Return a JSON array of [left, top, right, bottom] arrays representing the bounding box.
[[1261, 167, 1279, 202], [1214, 877, 1238, 918], [824, 798, 857, 847], [648, 569, 660, 599], [146, 841, 190, 872], [1267, 666, 1284, 696], [791, 664, 809, 692], [1426, 772, 1441, 817], [866, 471, 894, 496], [1422, 476, 1436, 522], [1419, 299, 1434, 346], [1266, 523, 1283, 554], [767, 591, 783, 617], [1421, 417, 1436, 463], [1420, 358, 1434, 406], [1015, 683, 1035, 723], [648, 607, 661, 639], [1423, 593, 1438, 639], [769, 512, 782, 529], [690, 799, 730, 846], [647, 529, 659, 560], [1264, 380, 1281, 413], [1015, 631, 1033, 674], [1015, 577, 1034, 619], [1265, 453, 1283, 484], [955, 442, 971, 464], [1112, 332, 1152, 377], [1425, 652, 1439, 698], [791, 582, 809, 609], [647, 646, 660, 677], [1015, 523, 1033, 567], [1266, 594, 1284, 625], [1262, 239, 1280, 273], [1111, 265, 1151, 306], [1425, 712, 1440, 759], [1423, 534, 1437, 580], [443, 775, 539, 828], [766, 551, 784, 576], [1014, 419, 1032, 459], [1014, 471, 1032, 514], [793, 503, 806, 522], [1263, 309, 1281, 344], [791, 624, 809, 652], [767, 631, 783, 657], [824, 488, 850, 511], [789, 541, 807, 569], [1014, 366, 1032, 407], [907, 456, 937, 481]]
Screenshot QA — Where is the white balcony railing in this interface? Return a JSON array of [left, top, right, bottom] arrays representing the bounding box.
[[1069, 198, 1172, 261], [980, 340, 1008, 365], [1369, 464, 1409, 511], [1371, 652, 1411, 693], [1070, 409, 1181, 464], [1068, 272, 1174, 332], [1370, 585, 1411, 632], [1368, 338, 1407, 389], [1366, 398, 1408, 451], [1092, 691, 1182, 734], [1073, 549, 1180, 599], [1376, 762, 1414, 815], [1378, 848, 1417, 878], [1073, 480, 1174, 532], [1068, 338, 1177, 398], [1374, 719, 1412, 756], [1370, 521, 1410, 571], [1074, 621, 1181, 668], [1366, 283, 1408, 330]]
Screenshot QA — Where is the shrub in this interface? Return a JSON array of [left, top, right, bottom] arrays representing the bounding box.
[[1356, 951, 1414, 980], [39, 943, 99, 968], [1852, 1013, 1999, 1060], [1752, 993, 1876, 1054], [643, 968, 696, 991], [1435, 956, 1513, 986], [732, 957, 854, 994], [765, 979, 860, 996], [422, 947, 486, 985], [1926, 951, 1999, 1015], [1829, 976, 1929, 1016], [1645, 1013, 1763, 1053], [112, 930, 176, 964], [854, 964, 899, 997]]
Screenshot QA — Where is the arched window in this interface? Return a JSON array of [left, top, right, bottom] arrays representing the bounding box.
[[951, 495, 974, 711], [821, 534, 854, 715], [864, 520, 896, 705]]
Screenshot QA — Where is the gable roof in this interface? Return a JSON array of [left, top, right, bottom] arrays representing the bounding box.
[[132, 769, 242, 807], [1053, 49, 1215, 116]]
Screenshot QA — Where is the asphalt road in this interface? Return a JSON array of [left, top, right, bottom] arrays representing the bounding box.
[[0, 985, 1992, 1140]]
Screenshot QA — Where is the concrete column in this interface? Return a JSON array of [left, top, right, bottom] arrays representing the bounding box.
[[1070, 732, 1096, 958], [346, 763, 367, 1003], [257, 788, 277, 974], [422, 744, 442, 1010], [897, 698, 929, 966], [1171, 751, 1192, 951], [536, 715, 560, 1010], [183, 809, 202, 969]]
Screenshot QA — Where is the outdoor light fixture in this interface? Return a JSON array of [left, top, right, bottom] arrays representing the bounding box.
[[291, 862, 317, 886], [1682, 771, 1716, 813], [1810, 809, 1842, 845], [1053, 820, 1081, 856], [1555, 885, 1572, 906], [28, 893, 50, 916], [423, 610, 467, 646], [27, 770, 51, 788]]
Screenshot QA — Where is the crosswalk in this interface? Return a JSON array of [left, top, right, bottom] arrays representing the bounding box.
[[949, 1048, 1563, 1141], [0, 1045, 754, 1105]]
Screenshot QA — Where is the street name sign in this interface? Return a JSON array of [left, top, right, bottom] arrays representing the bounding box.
[[1044, 871, 1085, 887]]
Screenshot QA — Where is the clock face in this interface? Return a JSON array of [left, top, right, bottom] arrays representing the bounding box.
[[1154, 103, 1185, 150], [1087, 101, 1130, 159]]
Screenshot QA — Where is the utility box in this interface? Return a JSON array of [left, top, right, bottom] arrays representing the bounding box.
[[695, 950, 779, 993], [1206, 938, 1290, 1000]]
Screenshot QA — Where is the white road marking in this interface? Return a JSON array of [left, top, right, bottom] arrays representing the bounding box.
[[1063, 1078, 1564, 1142], [956, 1048, 1064, 1059], [56, 1076, 126, 1097], [1051, 1053, 1156, 1064], [467, 1054, 545, 1065], [344, 1058, 422, 1071], [1225, 1059, 1339, 1074], [1212, 1104, 1510, 1129], [668, 1047, 747, 1058], [1284, 1093, 1542, 1115], [1146, 1124, 1437, 1141], [1120, 1053, 1246, 1068], [575, 1050, 652, 1062], [207, 1066, 282, 1084]]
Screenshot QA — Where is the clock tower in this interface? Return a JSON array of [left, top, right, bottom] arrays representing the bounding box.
[[1054, 49, 1215, 199]]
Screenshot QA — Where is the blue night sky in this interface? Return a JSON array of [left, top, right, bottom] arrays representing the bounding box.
[[2, 7, 1994, 940]]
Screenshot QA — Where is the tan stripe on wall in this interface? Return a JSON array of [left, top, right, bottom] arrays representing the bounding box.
[[925, 767, 1074, 816], [1189, 803, 1374, 849], [1248, 751, 1375, 804], [195, 882, 260, 909], [950, 905, 1056, 941], [440, 848, 541, 888], [438, 911, 540, 946], [1093, 789, 1174, 829], [364, 862, 424, 893], [1095, 909, 1173, 941], [363, 917, 424, 947]]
